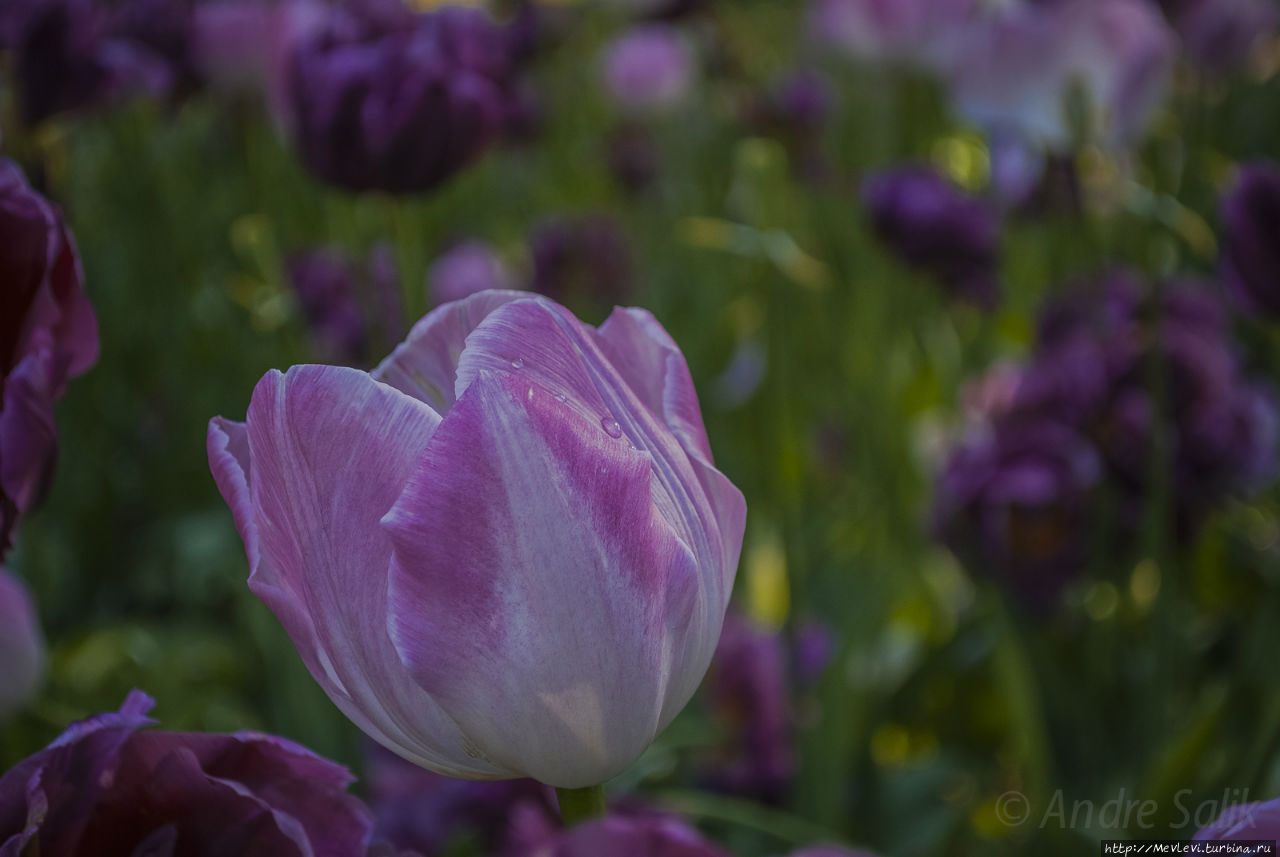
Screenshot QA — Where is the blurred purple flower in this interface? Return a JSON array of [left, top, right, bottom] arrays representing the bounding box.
[[365, 742, 554, 856], [701, 613, 794, 803], [0, 567, 43, 716], [944, 0, 1174, 148], [286, 249, 374, 365], [1024, 276, 1277, 530], [0, 690, 377, 856], [191, 0, 328, 111], [0, 158, 98, 553], [528, 214, 636, 308], [509, 814, 731, 857], [933, 418, 1102, 608], [600, 25, 694, 113], [1221, 162, 1280, 318], [1195, 797, 1280, 844], [4, 0, 180, 125], [208, 291, 745, 788], [283, 5, 511, 193], [794, 623, 834, 687], [940, 273, 1278, 603], [806, 0, 976, 65], [862, 165, 1002, 309], [428, 240, 515, 306], [1158, 0, 1277, 73]]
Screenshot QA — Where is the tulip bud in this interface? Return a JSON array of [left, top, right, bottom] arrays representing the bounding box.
[[209, 291, 746, 788]]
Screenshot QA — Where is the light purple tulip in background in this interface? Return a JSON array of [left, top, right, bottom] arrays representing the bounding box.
[[208, 290, 746, 789]]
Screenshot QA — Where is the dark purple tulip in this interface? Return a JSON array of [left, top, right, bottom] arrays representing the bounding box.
[[286, 244, 404, 365], [0, 691, 377, 856], [528, 214, 636, 308], [286, 250, 373, 365], [701, 613, 794, 803], [365, 743, 554, 856], [509, 814, 731, 857], [0, 567, 43, 716], [5, 0, 177, 125], [1221, 162, 1280, 318], [1195, 797, 1280, 845], [862, 165, 1001, 309], [1026, 276, 1277, 530], [1158, 0, 1277, 73], [427, 240, 514, 306], [283, 5, 509, 194], [933, 418, 1102, 608], [0, 158, 98, 553]]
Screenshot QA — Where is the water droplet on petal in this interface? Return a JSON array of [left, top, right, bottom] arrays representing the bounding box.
[[601, 417, 623, 438], [511, 357, 525, 369], [553, 393, 567, 403]]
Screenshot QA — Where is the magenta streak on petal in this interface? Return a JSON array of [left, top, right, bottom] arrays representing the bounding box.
[[383, 368, 699, 787]]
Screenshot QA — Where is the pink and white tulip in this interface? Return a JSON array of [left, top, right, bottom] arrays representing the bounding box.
[[208, 291, 746, 789]]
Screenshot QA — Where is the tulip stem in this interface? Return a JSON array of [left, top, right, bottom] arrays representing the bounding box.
[[556, 785, 606, 827]]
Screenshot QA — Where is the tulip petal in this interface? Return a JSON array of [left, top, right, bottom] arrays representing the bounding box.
[[384, 369, 701, 787], [454, 298, 745, 708], [372, 289, 528, 415], [594, 306, 747, 600], [237, 365, 503, 778]]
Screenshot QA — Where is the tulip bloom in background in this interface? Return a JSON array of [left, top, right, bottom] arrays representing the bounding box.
[[861, 165, 1002, 309], [0, 691, 379, 856], [282, 4, 518, 193], [943, 0, 1175, 149], [600, 25, 695, 113], [0, 158, 99, 553], [208, 291, 746, 797], [0, 568, 43, 716], [936, 273, 1277, 607], [1220, 161, 1280, 319], [427, 239, 516, 306]]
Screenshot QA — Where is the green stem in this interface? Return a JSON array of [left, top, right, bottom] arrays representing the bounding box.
[[556, 785, 606, 828]]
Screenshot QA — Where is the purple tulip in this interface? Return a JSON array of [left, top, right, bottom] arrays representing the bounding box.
[[1195, 797, 1280, 844], [0, 691, 377, 856], [528, 214, 636, 308], [5, 0, 179, 125], [286, 249, 373, 365], [1221, 162, 1280, 318], [510, 814, 731, 857], [428, 240, 515, 306], [208, 291, 746, 788], [701, 613, 794, 803], [807, 0, 975, 66], [366, 742, 554, 856], [0, 568, 43, 716], [1024, 276, 1277, 530], [861, 165, 1002, 309], [0, 158, 98, 553], [944, 0, 1174, 148], [933, 418, 1103, 608], [191, 0, 327, 112], [282, 5, 510, 193], [600, 25, 694, 113], [1158, 0, 1277, 73]]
